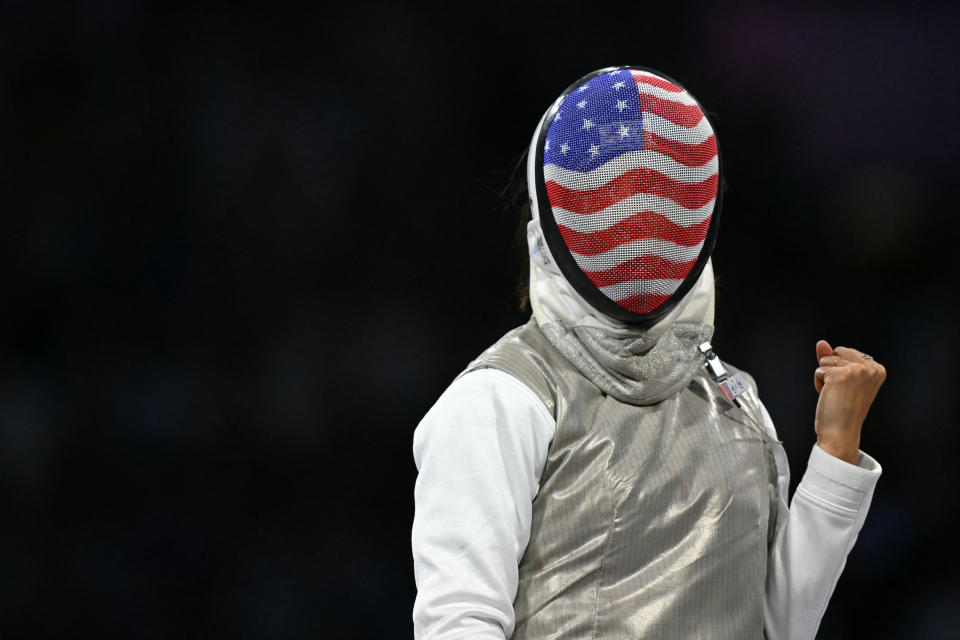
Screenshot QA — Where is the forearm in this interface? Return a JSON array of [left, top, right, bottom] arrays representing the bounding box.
[[764, 444, 881, 640]]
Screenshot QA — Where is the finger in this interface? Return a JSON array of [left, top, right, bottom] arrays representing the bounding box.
[[814, 367, 826, 393], [834, 346, 872, 361], [819, 355, 847, 367], [816, 340, 834, 362], [814, 366, 843, 390]]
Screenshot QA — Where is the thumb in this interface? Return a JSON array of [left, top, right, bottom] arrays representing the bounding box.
[[816, 339, 834, 361]]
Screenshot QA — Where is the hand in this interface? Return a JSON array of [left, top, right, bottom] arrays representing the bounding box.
[[813, 340, 886, 464]]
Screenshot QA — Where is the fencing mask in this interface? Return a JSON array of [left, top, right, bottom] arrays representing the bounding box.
[[527, 66, 722, 327]]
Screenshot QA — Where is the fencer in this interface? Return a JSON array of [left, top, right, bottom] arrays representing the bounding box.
[[412, 66, 885, 640]]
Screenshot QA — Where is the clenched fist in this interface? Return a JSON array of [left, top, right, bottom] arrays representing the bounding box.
[[813, 340, 886, 464]]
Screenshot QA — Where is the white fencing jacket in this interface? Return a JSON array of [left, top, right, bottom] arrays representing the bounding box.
[[412, 240, 882, 639], [413, 369, 881, 639]]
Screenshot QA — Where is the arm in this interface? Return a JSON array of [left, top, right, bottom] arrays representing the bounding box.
[[763, 339, 886, 639], [412, 369, 555, 640], [761, 402, 882, 640]]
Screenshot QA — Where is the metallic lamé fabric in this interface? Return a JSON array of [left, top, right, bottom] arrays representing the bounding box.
[[465, 320, 777, 639], [537, 320, 714, 406]]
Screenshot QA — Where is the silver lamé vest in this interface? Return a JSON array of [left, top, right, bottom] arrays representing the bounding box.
[[465, 320, 779, 639]]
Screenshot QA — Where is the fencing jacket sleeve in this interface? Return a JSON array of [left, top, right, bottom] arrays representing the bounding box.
[[411, 368, 882, 640]]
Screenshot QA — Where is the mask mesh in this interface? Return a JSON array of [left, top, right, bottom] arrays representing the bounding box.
[[542, 69, 719, 315]]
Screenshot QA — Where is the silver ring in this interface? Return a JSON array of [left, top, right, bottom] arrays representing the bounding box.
[[861, 354, 874, 360]]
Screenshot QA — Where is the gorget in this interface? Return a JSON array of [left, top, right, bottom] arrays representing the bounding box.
[[527, 218, 715, 406], [536, 321, 713, 406]]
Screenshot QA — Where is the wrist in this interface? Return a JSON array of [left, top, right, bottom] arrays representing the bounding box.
[[817, 434, 861, 465]]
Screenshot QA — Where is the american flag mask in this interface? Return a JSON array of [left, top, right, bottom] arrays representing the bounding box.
[[529, 66, 722, 326]]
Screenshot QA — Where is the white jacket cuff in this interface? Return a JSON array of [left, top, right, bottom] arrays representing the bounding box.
[[800, 444, 882, 514]]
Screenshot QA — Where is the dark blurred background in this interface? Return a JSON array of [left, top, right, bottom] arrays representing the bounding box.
[[1, 1, 958, 637]]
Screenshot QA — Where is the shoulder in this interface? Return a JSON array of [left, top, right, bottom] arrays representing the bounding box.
[[414, 369, 557, 468], [717, 359, 782, 439], [719, 359, 760, 394], [432, 368, 553, 424], [463, 320, 562, 418]]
